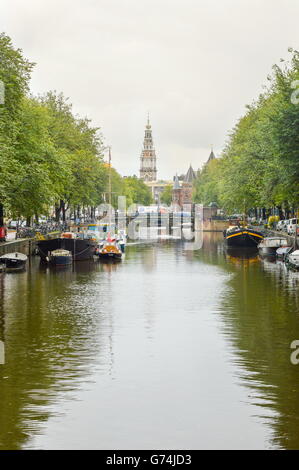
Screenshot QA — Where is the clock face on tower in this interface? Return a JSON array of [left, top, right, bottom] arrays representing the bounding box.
[[140, 117, 157, 182]]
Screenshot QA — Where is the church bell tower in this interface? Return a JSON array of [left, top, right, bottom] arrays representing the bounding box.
[[140, 115, 157, 182]]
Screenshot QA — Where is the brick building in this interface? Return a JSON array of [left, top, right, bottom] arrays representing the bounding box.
[[172, 165, 196, 208]]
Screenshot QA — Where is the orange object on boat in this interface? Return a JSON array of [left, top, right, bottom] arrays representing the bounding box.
[[61, 232, 74, 239]]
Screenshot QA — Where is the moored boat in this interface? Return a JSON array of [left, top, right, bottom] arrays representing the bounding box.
[[276, 246, 293, 260], [37, 233, 97, 261], [0, 252, 27, 271], [97, 234, 122, 260], [48, 249, 72, 266], [258, 237, 288, 255], [224, 226, 264, 248], [286, 250, 299, 270]]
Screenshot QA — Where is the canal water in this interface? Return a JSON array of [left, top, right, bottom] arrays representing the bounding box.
[[1, 232, 299, 450]]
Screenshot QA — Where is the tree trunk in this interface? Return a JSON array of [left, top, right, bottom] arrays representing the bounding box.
[[55, 203, 61, 222], [277, 206, 284, 220], [61, 200, 66, 222], [262, 208, 266, 220]]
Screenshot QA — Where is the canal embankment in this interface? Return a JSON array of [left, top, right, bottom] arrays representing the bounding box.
[[0, 232, 61, 257], [0, 238, 36, 257]]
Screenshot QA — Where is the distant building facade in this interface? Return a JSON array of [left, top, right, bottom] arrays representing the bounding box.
[[172, 164, 197, 207], [171, 149, 216, 208], [138, 119, 217, 208], [172, 174, 182, 207]]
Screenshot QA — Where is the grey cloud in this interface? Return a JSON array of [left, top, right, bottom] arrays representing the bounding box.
[[1, 0, 298, 178]]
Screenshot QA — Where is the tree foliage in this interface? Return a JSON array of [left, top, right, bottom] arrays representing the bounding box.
[[160, 184, 173, 205], [0, 34, 138, 222], [0, 33, 34, 222], [194, 49, 299, 215], [122, 176, 153, 207]]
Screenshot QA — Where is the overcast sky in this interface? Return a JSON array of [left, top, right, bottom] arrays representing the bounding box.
[[1, 0, 298, 179]]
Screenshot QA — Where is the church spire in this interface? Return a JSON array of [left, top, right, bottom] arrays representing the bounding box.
[[184, 164, 196, 183], [173, 173, 180, 190], [140, 114, 157, 182], [207, 145, 216, 163]]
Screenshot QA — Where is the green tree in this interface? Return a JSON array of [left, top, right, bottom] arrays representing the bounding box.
[[38, 92, 106, 220], [7, 97, 70, 221], [194, 49, 299, 217], [0, 33, 34, 224], [160, 184, 173, 206], [194, 158, 223, 206], [123, 176, 153, 207]]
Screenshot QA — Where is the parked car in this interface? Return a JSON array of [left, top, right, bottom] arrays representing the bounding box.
[[288, 218, 298, 235], [284, 219, 291, 233]]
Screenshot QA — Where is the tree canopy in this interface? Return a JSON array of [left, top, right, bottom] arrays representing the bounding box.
[[123, 176, 153, 208], [160, 184, 173, 206], [194, 49, 299, 216], [0, 33, 151, 224]]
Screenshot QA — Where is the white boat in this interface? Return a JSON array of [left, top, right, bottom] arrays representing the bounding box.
[[258, 237, 288, 255], [276, 246, 293, 259], [286, 250, 299, 270], [0, 252, 27, 271]]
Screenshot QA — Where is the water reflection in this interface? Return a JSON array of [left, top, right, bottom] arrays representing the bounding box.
[[0, 341, 4, 365], [0, 258, 114, 449], [0, 273, 5, 365], [216, 240, 299, 449], [2, 238, 299, 448]]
